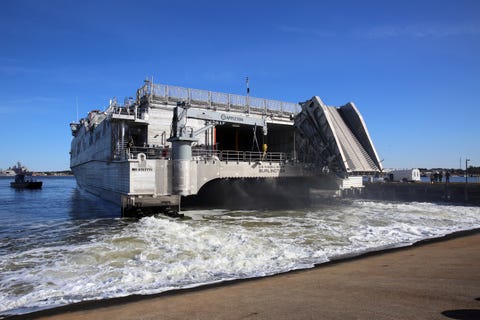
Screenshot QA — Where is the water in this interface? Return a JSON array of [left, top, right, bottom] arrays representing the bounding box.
[[1, 177, 480, 316]]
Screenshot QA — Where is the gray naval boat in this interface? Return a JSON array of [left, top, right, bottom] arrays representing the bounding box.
[[10, 173, 43, 189], [69, 80, 382, 217], [9, 163, 42, 189]]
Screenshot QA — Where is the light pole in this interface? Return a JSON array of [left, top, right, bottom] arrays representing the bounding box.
[[465, 158, 470, 184], [465, 158, 470, 201]]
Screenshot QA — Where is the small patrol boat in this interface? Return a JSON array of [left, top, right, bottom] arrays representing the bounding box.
[[10, 173, 43, 189]]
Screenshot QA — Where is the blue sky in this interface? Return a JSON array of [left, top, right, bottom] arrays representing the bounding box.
[[1, 0, 479, 171]]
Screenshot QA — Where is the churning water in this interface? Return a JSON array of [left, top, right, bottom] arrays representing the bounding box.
[[1, 177, 479, 316]]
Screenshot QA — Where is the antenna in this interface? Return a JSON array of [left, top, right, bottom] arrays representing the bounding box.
[[246, 77, 250, 112], [76, 96, 79, 122]]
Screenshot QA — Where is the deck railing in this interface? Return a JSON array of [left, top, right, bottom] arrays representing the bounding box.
[[192, 149, 292, 163], [137, 82, 300, 115], [128, 146, 293, 163]]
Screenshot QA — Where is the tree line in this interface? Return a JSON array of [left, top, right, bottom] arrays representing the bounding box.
[[419, 166, 480, 175]]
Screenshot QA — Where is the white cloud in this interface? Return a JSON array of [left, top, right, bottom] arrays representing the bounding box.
[[0, 97, 62, 115], [363, 22, 480, 39], [0, 65, 41, 76], [277, 25, 336, 37]]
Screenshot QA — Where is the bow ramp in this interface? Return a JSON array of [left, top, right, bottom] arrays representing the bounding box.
[[295, 96, 382, 176]]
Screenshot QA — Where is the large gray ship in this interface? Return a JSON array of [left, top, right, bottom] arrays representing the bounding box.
[[70, 80, 382, 216]]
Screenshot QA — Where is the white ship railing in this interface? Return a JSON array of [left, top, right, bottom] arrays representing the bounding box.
[[106, 97, 148, 120], [192, 149, 292, 163], [127, 146, 294, 163], [137, 82, 300, 115]]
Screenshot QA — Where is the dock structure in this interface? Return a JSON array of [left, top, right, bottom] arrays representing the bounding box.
[[70, 80, 382, 216], [355, 182, 480, 206]]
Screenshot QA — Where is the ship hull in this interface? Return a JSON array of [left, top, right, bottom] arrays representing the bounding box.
[[71, 159, 180, 216], [71, 160, 130, 205]]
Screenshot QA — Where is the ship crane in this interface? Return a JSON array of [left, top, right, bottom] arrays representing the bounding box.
[[168, 101, 269, 196]]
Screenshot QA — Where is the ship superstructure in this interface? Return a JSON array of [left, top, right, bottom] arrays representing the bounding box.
[[70, 80, 382, 216]]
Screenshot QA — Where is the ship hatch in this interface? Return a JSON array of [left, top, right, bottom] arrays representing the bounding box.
[[215, 123, 294, 153], [127, 124, 148, 147]]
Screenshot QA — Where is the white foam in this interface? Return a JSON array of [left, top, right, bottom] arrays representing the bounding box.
[[1, 201, 480, 315]]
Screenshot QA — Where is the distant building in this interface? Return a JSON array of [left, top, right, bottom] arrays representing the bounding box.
[[0, 169, 15, 176], [384, 169, 421, 182], [1, 162, 30, 176]]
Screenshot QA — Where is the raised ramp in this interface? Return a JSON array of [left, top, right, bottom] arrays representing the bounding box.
[[295, 96, 382, 176]]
